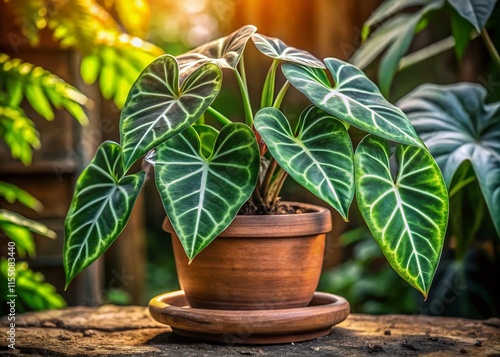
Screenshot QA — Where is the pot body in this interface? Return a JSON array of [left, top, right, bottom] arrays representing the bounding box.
[[163, 202, 332, 310]]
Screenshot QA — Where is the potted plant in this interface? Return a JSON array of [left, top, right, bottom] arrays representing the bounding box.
[[63, 25, 449, 311]]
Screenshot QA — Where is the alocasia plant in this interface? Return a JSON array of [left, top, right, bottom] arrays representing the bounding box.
[[64, 25, 449, 298]]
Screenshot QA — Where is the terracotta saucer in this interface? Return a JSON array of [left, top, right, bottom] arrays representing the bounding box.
[[148, 290, 350, 344]]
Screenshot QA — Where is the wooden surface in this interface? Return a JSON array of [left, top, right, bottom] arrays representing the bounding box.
[[2, 305, 499, 356]]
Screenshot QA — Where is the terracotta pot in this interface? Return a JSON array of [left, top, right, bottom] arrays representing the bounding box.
[[163, 202, 332, 310]]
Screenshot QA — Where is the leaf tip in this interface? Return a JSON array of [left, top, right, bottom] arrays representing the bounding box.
[[64, 275, 73, 291]]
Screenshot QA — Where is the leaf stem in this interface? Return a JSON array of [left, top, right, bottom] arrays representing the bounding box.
[[269, 169, 288, 205], [261, 157, 278, 200], [238, 55, 248, 88], [206, 106, 232, 126], [449, 175, 476, 198], [234, 69, 254, 126], [195, 113, 205, 125], [481, 28, 500, 71], [273, 81, 290, 109], [260, 59, 279, 108]]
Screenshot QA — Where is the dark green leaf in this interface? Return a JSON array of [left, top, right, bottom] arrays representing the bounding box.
[[282, 58, 423, 148], [64, 141, 146, 288], [255, 106, 354, 219], [120, 55, 222, 170], [149, 123, 259, 260], [355, 135, 449, 297]]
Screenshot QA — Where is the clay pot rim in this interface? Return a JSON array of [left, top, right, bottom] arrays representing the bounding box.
[[162, 201, 332, 238]]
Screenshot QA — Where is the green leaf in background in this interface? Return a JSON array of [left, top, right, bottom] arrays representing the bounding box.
[[0, 53, 89, 125], [176, 25, 257, 76], [398, 83, 500, 237], [149, 123, 259, 261], [0, 106, 41, 165], [0, 259, 66, 312], [360, 0, 435, 40], [251, 33, 325, 68], [120, 55, 222, 170], [0, 181, 43, 211], [351, 15, 416, 71], [352, 0, 444, 96], [282, 58, 423, 148], [450, 11, 475, 60], [355, 135, 448, 298], [0, 209, 56, 239], [80, 38, 162, 108], [0, 222, 36, 258], [64, 141, 145, 288], [255, 106, 354, 220], [447, 0, 497, 32]]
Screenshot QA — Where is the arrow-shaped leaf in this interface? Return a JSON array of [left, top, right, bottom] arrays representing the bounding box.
[[355, 135, 448, 298], [282, 58, 423, 148], [176, 25, 257, 76], [398, 82, 500, 237], [64, 141, 145, 288], [150, 123, 259, 260], [255, 106, 354, 219], [251, 33, 325, 68], [120, 54, 222, 170]]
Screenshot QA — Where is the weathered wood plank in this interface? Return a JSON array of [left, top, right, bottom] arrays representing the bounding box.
[[2, 306, 499, 356]]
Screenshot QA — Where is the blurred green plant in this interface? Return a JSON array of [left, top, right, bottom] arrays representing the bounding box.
[[0, 259, 66, 312], [0, 53, 89, 312], [1, 0, 160, 311], [343, 0, 500, 318], [6, 0, 163, 107], [351, 0, 499, 96]]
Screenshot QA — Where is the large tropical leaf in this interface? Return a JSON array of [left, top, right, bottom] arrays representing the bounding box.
[[355, 135, 448, 298], [447, 0, 497, 32], [64, 141, 145, 288], [398, 83, 500, 237], [254, 106, 354, 219], [176, 25, 257, 76], [149, 123, 259, 261], [251, 34, 325, 68], [282, 58, 423, 148], [120, 55, 222, 170]]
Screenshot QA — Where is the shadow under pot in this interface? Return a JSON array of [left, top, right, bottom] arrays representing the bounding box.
[[163, 201, 332, 310]]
